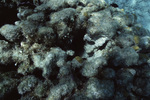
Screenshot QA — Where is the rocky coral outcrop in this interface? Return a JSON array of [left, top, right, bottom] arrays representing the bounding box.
[[0, 0, 150, 100]]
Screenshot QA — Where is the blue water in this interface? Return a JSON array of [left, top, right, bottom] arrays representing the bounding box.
[[105, 0, 150, 31]]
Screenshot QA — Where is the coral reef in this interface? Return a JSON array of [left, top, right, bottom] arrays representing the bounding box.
[[0, 0, 150, 100]]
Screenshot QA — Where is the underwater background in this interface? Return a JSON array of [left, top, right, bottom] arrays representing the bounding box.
[[105, 0, 150, 31]]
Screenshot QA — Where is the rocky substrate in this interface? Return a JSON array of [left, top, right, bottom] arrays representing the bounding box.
[[0, 0, 150, 100]]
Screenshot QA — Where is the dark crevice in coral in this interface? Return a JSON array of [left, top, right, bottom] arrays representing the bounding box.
[[0, 34, 7, 41], [67, 55, 74, 61], [110, 3, 119, 8], [78, 2, 85, 7], [139, 49, 150, 54], [105, 61, 121, 71], [0, 6, 19, 27], [55, 32, 73, 51], [70, 29, 86, 56], [44, 12, 51, 21], [129, 65, 145, 70], [87, 41, 95, 45], [128, 24, 133, 27], [56, 29, 86, 57], [57, 37, 73, 50], [14, 34, 25, 44], [4, 71, 23, 79], [0, 34, 14, 44], [72, 68, 88, 90], [97, 40, 109, 50], [0, 88, 21, 100], [0, 72, 22, 100], [115, 29, 123, 37], [112, 81, 119, 100], [0, 63, 18, 72], [32, 68, 45, 80], [97, 67, 107, 79], [49, 66, 60, 85], [88, 52, 94, 57]]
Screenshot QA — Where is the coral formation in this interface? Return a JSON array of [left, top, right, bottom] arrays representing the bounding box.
[[0, 0, 150, 100]]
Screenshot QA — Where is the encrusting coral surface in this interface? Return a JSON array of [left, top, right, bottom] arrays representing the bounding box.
[[0, 0, 150, 100]]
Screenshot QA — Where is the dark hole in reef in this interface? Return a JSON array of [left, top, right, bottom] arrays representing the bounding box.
[[0, 5, 19, 27], [70, 29, 86, 56], [0, 34, 8, 41], [0, 34, 13, 43], [14, 34, 25, 43], [67, 55, 74, 61], [0, 63, 18, 73], [32, 68, 45, 80], [128, 24, 132, 27], [72, 68, 88, 90], [55, 34, 73, 51], [110, 3, 119, 8], [57, 29, 86, 58], [78, 2, 85, 7], [48, 66, 60, 85], [1, 88, 21, 100], [106, 59, 122, 71], [1, 71, 23, 80]]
